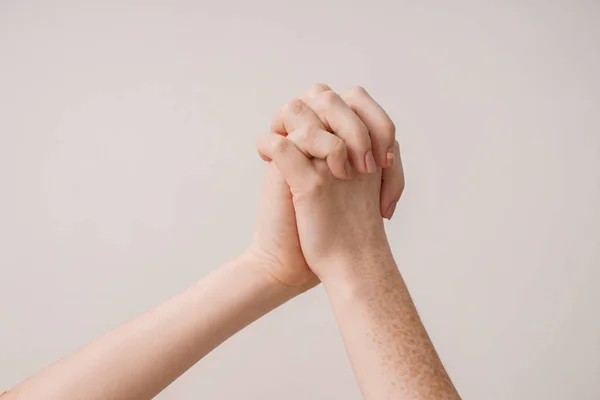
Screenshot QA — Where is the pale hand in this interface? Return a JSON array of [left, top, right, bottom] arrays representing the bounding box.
[[258, 137, 401, 280], [251, 84, 404, 285], [249, 163, 318, 289]]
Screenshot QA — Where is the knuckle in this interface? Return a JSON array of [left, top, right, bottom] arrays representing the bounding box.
[[308, 83, 332, 95], [345, 85, 368, 99], [318, 89, 340, 108], [284, 98, 305, 116], [270, 136, 289, 154]]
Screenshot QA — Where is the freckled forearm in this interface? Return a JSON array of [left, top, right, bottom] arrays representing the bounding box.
[[322, 252, 460, 399]]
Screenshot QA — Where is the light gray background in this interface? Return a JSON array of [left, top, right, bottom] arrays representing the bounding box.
[[1, 1, 599, 399]]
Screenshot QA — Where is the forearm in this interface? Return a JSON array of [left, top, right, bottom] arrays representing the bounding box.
[[322, 249, 460, 399], [8, 252, 302, 400]]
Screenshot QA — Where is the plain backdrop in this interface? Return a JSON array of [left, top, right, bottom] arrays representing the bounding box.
[[1, 1, 599, 399]]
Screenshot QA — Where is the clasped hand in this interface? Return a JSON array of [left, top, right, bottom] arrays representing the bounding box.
[[250, 84, 405, 288]]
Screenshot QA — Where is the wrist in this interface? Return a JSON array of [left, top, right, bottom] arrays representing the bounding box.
[[310, 222, 391, 277], [239, 250, 313, 298], [317, 243, 397, 293]]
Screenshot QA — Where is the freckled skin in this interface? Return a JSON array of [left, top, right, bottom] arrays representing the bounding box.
[[324, 251, 460, 400]]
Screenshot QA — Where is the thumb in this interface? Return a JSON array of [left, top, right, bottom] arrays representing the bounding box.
[[256, 132, 316, 189]]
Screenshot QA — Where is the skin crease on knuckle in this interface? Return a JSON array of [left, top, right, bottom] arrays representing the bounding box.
[[306, 83, 332, 98], [270, 134, 290, 156], [285, 97, 305, 117], [318, 89, 339, 107], [345, 85, 369, 100]]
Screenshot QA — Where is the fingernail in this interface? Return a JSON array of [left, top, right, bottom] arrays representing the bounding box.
[[386, 146, 395, 167], [385, 201, 398, 220], [365, 150, 377, 173], [345, 160, 353, 178]]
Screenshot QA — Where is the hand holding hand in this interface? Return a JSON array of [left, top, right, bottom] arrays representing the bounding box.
[[256, 85, 405, 281]]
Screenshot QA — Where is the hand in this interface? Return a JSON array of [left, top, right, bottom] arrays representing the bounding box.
[[248, 84, 358, 289], [257, 85, 405, 280], [249, 162, 319, 289], [271, 84, 404, 219]]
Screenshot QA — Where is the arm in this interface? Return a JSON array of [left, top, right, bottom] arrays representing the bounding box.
[[258, 131, 460, 399], [322, 247, 460, 399], [5, 253, 303, 400], [259, 84, 461, 399]]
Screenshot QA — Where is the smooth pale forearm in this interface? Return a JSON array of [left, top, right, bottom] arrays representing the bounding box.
[[7, 253, 303, 400], [321, 248, 460, 400]]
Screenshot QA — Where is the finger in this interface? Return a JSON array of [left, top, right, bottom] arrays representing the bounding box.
[[286, 126, 351, 180], [270, 96, 352, 179], [380, 140, 405, 219], [341, 86, 396, 169], [304, 89, 375, 174], [271, 98, 324, 135], [300, 83, 332, 102], [256, 132, 315, 188]]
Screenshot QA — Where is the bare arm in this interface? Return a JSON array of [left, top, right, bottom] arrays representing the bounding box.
[[322, 247, 461, 399], [258, 83, 461, 399], [4, 253, 303, 400]]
